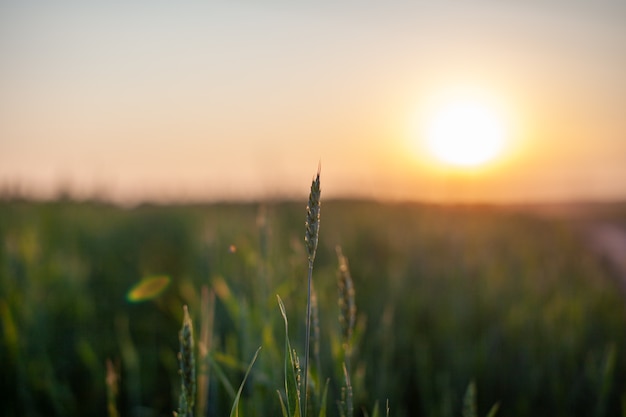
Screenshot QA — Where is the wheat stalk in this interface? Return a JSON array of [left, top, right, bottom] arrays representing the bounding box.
[[197, 286, 215, 417], [310, 281, 321, 390], [340, 363, 354, 417], [303, 166, 321, 417]]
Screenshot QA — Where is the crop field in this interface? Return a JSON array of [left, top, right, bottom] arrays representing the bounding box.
[[1, 197, 626, 417]]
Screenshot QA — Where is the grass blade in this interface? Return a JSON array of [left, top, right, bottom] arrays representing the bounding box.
[[463, 381, 477, 417], [229, 346, 262, 417], [278, 390, 290, 417], [485, 402, 500, 417], [317, 379, 329, 417], [207, 353, 236, 400]]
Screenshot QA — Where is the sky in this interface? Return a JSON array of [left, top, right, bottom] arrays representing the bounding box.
[[1, 0, 625, 203]]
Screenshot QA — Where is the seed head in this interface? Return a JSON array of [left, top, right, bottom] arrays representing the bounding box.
[[305, 169, 321, 264], [337, 246, 356, 347]]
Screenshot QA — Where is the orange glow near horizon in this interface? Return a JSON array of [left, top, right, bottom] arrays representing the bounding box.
[[393, 83, 543, 202]]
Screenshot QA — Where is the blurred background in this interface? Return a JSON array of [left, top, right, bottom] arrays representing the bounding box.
[[1, 1, 626, 417]]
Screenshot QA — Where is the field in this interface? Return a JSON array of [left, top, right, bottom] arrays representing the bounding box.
[[1, 197, 626, 417]]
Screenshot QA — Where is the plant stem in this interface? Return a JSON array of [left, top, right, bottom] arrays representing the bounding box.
[[303, 260, 313, 417]]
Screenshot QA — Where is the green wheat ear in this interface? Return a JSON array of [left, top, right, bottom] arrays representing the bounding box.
[[336, 246, 356, 355], [177, 305, 196, 417], [305, 167, 321, 265]]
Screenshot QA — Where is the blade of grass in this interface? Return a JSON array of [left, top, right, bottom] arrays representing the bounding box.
[[206, 354, 236, 400], [278, 390, 290, 417], [229, 346, 262, 417], [371, 401, 380, 417], [197, 286, 215, 417], [485, 402, 500, 417], [463, 381, 477, 417], [318, 379, 329, 417]]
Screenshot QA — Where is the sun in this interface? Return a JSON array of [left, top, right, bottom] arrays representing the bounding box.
[[423, 96, 508, 168]]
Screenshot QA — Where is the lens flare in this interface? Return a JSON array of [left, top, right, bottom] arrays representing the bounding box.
[[127, 275, 171, 302]]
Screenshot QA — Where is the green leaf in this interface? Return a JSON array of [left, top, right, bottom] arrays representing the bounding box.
[[278, 390, 289, 417], [318, 379, 330, 417], [371, 400, 380, 417], [463, 381, 477, 417], [207, 353, 236, 400], [229, 346, 262, 417], [485, 402, 500, 417]]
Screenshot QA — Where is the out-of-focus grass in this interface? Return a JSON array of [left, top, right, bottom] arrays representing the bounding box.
[[1, 200, 625, 416]]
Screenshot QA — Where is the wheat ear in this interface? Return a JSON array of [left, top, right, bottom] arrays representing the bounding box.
[[336, 246, 356, 372]]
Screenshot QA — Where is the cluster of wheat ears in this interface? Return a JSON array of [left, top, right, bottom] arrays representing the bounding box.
[[104, 167, 491, 417]]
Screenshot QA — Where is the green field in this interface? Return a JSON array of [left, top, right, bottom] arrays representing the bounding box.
[[1, 198, 626, 417]]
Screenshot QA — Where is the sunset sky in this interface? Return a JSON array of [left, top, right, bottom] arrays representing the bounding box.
[[1, 1, 625, 203]]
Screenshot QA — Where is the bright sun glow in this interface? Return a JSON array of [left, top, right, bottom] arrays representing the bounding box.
[[424, 97, 507, 168]]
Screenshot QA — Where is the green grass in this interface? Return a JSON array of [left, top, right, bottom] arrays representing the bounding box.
[[1, 198, 626, 416]]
